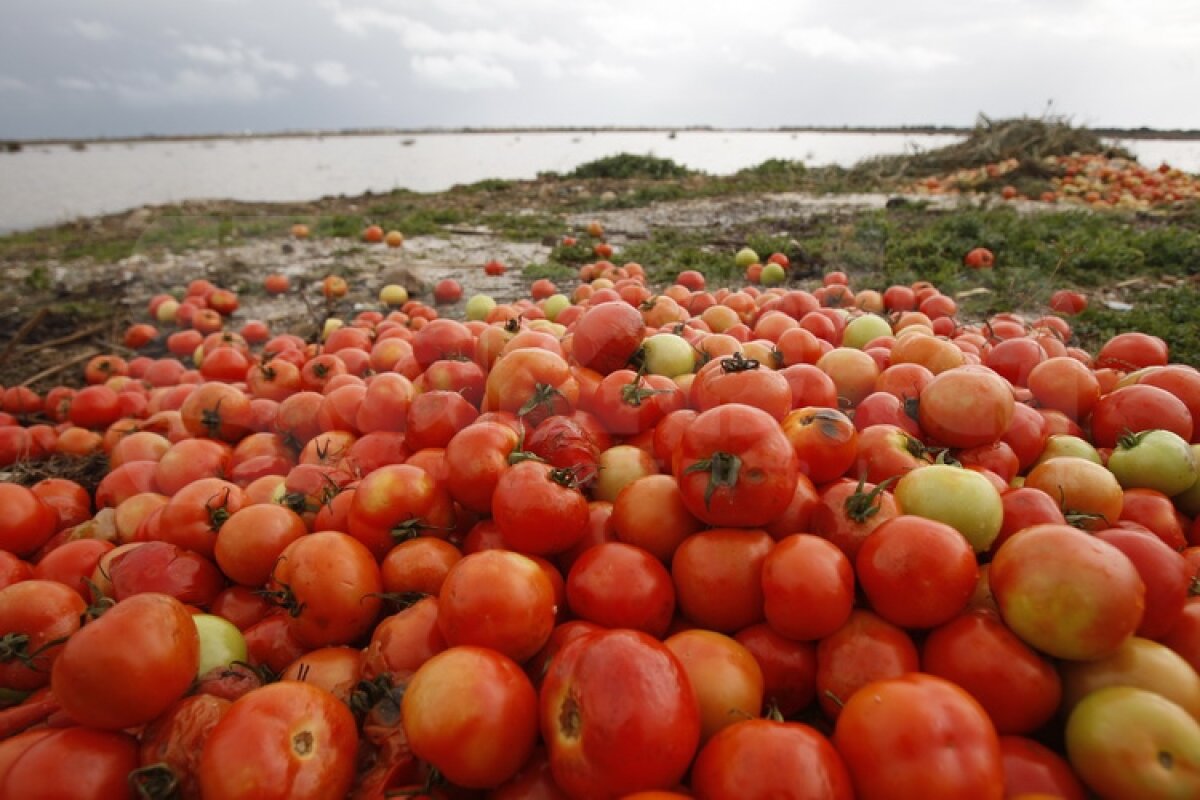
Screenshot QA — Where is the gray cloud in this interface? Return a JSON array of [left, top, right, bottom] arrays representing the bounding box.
[[0, 0, 1196, 139]]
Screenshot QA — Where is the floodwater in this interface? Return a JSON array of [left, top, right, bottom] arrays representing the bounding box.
[[1, 129, 1197, 233]]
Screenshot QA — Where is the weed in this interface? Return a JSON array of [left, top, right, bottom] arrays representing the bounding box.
[[568, 154, 694, 180]]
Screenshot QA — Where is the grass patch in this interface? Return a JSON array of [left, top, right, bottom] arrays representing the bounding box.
[[483, 212, 565, 242], [522, 261, 576, 281], [567, 154, 695, 180]]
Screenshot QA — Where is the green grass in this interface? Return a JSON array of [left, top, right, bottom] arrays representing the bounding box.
[[483, 213, 566, 242], [567, 153, 695, 180]]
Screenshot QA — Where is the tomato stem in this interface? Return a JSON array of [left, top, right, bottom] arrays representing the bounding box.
[[684, 451, 742, 509], [719, 352, 760, 373], [128, 763, 180, 800]]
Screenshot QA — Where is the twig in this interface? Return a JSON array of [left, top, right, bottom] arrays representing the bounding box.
[[94, 339, 137, 357], [20, 349, 100, 388], [19, 320, 110, 355], [0, 308, 49, 366]]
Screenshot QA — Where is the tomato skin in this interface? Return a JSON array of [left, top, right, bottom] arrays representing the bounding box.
[[269, 531, 383, 648], [816, 609, 919, 720], [0, 484, 58, 558], [108, 540, 226, 608], [1090, 384, 1194, 449], [690, 718, 853, 800], [362, 596, 447, 682], [403, 646, 539, 789], [139, 694, 232, 800], [199, 681, 359, 800], [922, 609, 1062, 735], [51, 592, 200, 730], [999, 735, 1086, 800], [0, 581, 86, 694], [566, 542, 675, 638], [671, 528, 773, 633], [347, 463, 457, 560], [918, 366, 1014, 448], [0, 726, 139, 800], [541, 629, 700, 798], [664, 629, 762, 744], [855, 514, 979, 630], [833, 673, 1004, 800], [762, 533, 854, 641], [493, 461, 590, 555], [571, 300, 644, 375], [444, 420, 522, 513], [1093, 526, 1190, 641], [673, 404, 798, 528]]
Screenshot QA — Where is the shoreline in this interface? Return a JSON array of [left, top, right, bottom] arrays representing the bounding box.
[[6, 124, 1200, 149]]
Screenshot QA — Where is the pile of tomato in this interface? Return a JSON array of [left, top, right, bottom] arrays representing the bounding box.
[[2, 243, 1200, 799], [910, 153, 1200, 209]]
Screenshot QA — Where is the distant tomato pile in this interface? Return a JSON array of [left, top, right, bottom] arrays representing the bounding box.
[[912, 154, 1200, 209], [3, 234, 1200, 799]]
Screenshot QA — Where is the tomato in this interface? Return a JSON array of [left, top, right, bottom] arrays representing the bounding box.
[[691, 717, 852, 799], [1024, 456, 1123, 531], [485, 348, 580, 426], [815, 609, 919, 720], [810, 477, 900, 561], [1093, 526, 1190, 640], [403, 646, 539, 789], [918, 366, 1014, 448], [214, 503, 308, 588], [922, 609, 1061, 735], [243, 612, 308, 675], [993, 486, 1067, 554], [1066, 686, 1200, 799], [51, 593, 200, 729], [209, 585, 273, 630], [690, 352, 792, 420], [156, 477, 246, 560], [566, 542, 674, 638], [990, 524, 1145, 660], [761, 533, 854, 641], [347, 463, 456, 560], [0, 484, 58, 558], [779, 407, 858, 484], [362, 596, 447, 682], [855, 514, 978, 629], [1096, 331, 1169, 371], [833, 672, 1004, 799], [0, 726, 139, 800], [1091, 384, 1193, 449], [541, 629, 700, 797], [1027, 356, 1100, 420], [1060, 635, 1200, 728], [571, 300, 644, 375], [29, 477, 91, 531], [999, 735, 1086, 800], [671, 527, 772, 633], [444, 418, 523, 513], [0, 580, 87, 692], [1120, 488, 1188, 551], [31, 538, 114, 600], [964, 247, 995, 268], [199, 681, 358, 799], [1108, 428, 1197, 497], [379, 537, 462, 597], [664, 629, 762, 744], [138, 694, 231, 799], [673, 404, 798, 527], [108, 540, 225, 608], [437, 549, 556, 663], [493, 460, 590, 555]]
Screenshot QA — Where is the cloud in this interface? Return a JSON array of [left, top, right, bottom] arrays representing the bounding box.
[[115, 69, 264, 107], [313, 60, 352, 87], [782, 26, 958, 70], [179, 41, 299, 79], [0, 76, 31, 93], [572, 62, 640, 83], [411, 54, 517, 91], [57, 77, 98, 91], [71, 19, 118, 42]]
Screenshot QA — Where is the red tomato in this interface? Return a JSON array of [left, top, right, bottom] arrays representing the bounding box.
[[267, 531, 383, 647], [672, 527, 772, 633], [493, 460, 590, 555], [690, 718, 853, 800], [0, 580, 87, 692], [108, 540, 226, 608], [347, 463, 456, 560], [664, 629, 763, 743], [918, 366, 1014, 448], [138, 694, 232, 799], [855, 514, 979, 630], [809, 477, 900, 561], [1090, 384, 1193, 448], [214, 503, 308, 588], [403, 646, 539, 789], [610, 474, 703, 562], [0, 726, 139, 800], [362, 596, 447, 681], [999, 735, 1086, 800], [672, 404, 798, 527], [0, 484, 58, 558], [566, 542, 675, 638], [541, 629, 700, 797], [761, 533, 854, 641], [922, 609, 1062, 735], [781, 407, 859, 484], [571, 301, 644, 375], [199, 681, 358, 799], [833, 673, 1004, 799], [1093, 526, 1190, 641], [51, 593, 200, 730], [690, 352, 792, 421], [437, 549, 556, 663], [815, 609, 919, 720]]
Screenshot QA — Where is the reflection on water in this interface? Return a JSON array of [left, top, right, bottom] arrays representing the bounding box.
[[1, 130, 1198, 233]]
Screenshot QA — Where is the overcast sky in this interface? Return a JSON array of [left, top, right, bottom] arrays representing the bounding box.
[[2, 0, 1198, 139]]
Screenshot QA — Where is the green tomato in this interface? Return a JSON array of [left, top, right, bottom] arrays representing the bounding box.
[[192, 613, 248, 677], [465, 293, 497, 322], [1060, 636, 1200, 721], [1107, 429, 1198, 497], [642, 333, 696, 377], [759, 263, 786, 286], [1066, 686, 1200, 799], [542, 294, 571, 322], [1033, 434, 1102, 468], [734, 247, 759, 268], [1174, 444, 1200, 517], [842, 314, 893, 350], [895, 464, 1003, 553]]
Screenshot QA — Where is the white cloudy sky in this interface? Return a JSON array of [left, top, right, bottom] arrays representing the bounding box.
[[1, 0, 1198, 138]]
